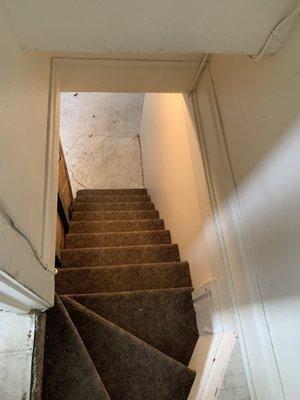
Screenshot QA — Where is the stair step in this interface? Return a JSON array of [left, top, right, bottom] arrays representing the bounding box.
[[69, 219, 165, 233], [72, 210, 159, 222], [74, 202, 155, 212], [66, 230, 171, 248], [77, 188, 147, 196], [76, 194, 151, 203], [47, 187, 198, 399], [55, 262, 192, 294], [61, 244, 180, 268], [65, 288, 198, 365], [43, 297, 110, 400], [62, 296, 196, 400]]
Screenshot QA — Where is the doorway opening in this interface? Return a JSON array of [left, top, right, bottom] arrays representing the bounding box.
[[46, 55, 251, 392]]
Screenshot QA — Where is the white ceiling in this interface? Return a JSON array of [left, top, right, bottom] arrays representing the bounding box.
[[2, 0, 298, 55]]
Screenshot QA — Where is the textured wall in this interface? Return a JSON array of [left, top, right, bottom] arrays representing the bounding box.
[[60, 93, 144, 195]]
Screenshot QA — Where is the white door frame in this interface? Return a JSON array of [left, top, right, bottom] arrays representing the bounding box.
[[40, 58, 61, 272]]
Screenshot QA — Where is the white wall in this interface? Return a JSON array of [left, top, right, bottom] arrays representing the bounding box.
[[140, 93, 239, 328], [196, 17, 300, 400], [140, 93, 212, 285], [0, 9, 54, 305], [140, 93, 249, 400]]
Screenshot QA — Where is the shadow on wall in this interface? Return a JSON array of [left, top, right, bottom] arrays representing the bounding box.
[[184, 107, 300, 400], [189, 110, 300, 400], [187, 91, 300, 304], [196, 34, 300, 398], [60, 92, 145, 195]]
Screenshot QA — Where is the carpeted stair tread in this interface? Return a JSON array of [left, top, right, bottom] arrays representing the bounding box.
[[66, 230, 171, 248], [76, 194, 151, 203], [64, 288, 198, 364], [77, 188, 147, 196], [55, 262, 192, 294], [74, 201, 155, 212], [45, 187, 198, 399], [72, 209, 159, 221], [61, 296, 196, 400], [42, 296, 110, 400], [69, 219, 165, 233], [61, 244, 180, 268]]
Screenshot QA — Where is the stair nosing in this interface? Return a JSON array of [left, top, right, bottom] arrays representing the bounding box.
[[57, 261, 189, 272], [73, 201, 155, 207], [72, 213, 158, 219], [61, 243, 178, 252], [65, 230, 172, 248], [72, 209, 158, 214], [63, 287, 194, 297], [70, 218, 163, 224], [76, 195, 151, 199], [77, 193, 148, 195], [77, 188, 147, 194], [66, 229, 170, 237], [74, 202, 154, 205]]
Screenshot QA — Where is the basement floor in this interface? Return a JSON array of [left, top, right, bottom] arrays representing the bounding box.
[[60, 92, 145, 195]]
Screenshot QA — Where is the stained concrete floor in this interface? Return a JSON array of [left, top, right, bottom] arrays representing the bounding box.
[[60, 92, 145, 195], [0, 312, 35, 400]]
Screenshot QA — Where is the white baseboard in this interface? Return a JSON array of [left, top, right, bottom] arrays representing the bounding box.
[[189, 279, 248, 399], [0, 271, 51, 313], [188, 332, 236, 400]]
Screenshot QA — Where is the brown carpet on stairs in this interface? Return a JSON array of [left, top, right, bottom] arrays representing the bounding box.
[[76, 194, 151, 203], [62, 296, 195, 400], [55, 262, 192, 294], [42, 188, 199, 400], [65, 230, 171, 248], [70, 218, 165, 233], [65, 287, 198, 365], [74, 201, 155, 211], [71, 209, 159, 221], [61, 243, 180, 267], [43, 296, 110, 400]]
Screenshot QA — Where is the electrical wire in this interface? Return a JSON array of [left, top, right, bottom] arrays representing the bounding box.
[[0, 198, 56, 275], [250, 4, 300, 60]]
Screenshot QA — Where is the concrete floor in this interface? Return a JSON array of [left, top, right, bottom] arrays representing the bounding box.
[[0, 312, 35, 400], [60, 92, 145, 195]]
